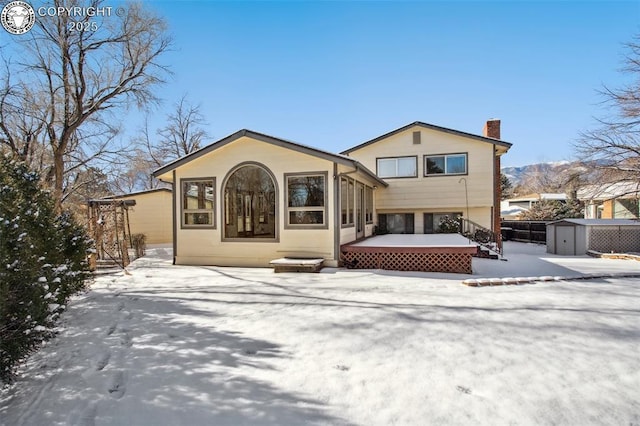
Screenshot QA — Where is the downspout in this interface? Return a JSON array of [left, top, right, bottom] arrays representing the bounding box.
[[493, 144, 497, 233], [493, 144, 503, 254], [172, 170, 177, 265], [333, 162, 340, 265]]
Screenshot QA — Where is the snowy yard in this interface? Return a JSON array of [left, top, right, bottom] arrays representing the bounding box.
[[1, 243, 639, 425]]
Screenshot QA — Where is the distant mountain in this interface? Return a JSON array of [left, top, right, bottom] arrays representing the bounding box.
[[501, 161, 592, 187], [501, 161, 597, 193]]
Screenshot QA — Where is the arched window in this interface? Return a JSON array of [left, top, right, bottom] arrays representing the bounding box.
[[223, 163, 277, 240]]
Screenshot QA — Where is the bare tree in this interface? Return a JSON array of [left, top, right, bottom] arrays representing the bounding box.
[[110, 95, 210, 192], [156, 94, 210, 160], [110, 116, 161, 193], [0, 0, 171, 210], [576, 33, 640, 196], [515, 163, 565, 194], [0, 65, 49, 169]]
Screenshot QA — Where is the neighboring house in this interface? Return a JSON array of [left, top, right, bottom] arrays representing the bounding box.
[[577, 181, 640, 219], [153, 120, 511, 267], [500, 203, 529, 220], [500, 193, 567, 219], [102, 188, 173, 245]]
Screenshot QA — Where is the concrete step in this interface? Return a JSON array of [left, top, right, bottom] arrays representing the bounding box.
[[474, 247, 499, 260]]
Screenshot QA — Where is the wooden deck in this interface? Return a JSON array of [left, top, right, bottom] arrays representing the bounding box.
[[340, 234, 478, 274]]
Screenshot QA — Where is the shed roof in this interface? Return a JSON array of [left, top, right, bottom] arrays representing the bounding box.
[[549, 219, 640, 226]]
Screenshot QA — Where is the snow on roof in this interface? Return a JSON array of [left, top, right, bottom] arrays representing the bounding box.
[[506, 193, 567, 202], [101, 187, 171, 199], [577, 181, 640, 201], [540, 193, 568, 200], [500, 206, 528, 217], [549, 219, 640, 226]]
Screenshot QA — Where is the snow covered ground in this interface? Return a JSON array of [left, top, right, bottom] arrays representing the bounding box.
[[1, 243, 639, 425]]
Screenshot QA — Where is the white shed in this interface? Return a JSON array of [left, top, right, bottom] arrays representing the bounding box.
[[547, 219, 640, 255]]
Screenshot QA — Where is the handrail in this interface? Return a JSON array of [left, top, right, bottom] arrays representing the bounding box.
[[459, 218, 503, 256]]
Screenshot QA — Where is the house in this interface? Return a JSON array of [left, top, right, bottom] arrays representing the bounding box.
[[503, 193, 567, 210], [500, 193, 567, 219], [152, 120, 511, 267], [577, 181, 640, 219], [101, 188, 173, 245]]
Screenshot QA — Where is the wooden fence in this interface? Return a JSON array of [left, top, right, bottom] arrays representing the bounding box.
[[501, 220, 549, 244]]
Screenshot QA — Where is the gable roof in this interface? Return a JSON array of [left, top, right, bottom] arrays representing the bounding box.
[[152, 129, 388, 187], [341, 121, 513, 154]]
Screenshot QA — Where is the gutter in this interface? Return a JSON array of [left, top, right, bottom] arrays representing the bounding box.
[[333, 163, 340, 264], [172, 170, 177, 265]]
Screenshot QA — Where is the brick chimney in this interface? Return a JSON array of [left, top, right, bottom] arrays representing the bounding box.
[[484, 118, 502, 247], [483, 119, 501, 139]]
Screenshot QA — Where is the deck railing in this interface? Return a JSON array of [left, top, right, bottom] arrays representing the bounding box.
[[459, 218, 503, 256]]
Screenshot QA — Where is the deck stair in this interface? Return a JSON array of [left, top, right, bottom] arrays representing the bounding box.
[[270, 257, 324, 273], [475, 246, 500, 260], [459, 218, 502, 258]]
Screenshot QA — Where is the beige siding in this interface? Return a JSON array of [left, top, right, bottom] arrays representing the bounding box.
[[375, 207, 492, 233], [113, 191, 172, 245], [348, 126, 496, 228], [172, 136, 337, 267]]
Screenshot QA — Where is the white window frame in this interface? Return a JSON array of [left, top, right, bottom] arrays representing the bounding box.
[[376, 156, 418, 178]]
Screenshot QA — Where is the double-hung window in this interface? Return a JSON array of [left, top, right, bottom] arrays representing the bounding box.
[[425, 153, 467, 176], [376, 156, 417, 178], [285, 173, 327, 228], [182, 178, 215, 228]]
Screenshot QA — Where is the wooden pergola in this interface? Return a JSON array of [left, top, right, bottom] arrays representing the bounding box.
[[87, 199, 136, 269]]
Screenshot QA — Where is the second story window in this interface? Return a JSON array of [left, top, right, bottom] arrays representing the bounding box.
[[376, 156, 417, 178], [425, 153, 467, 176]]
